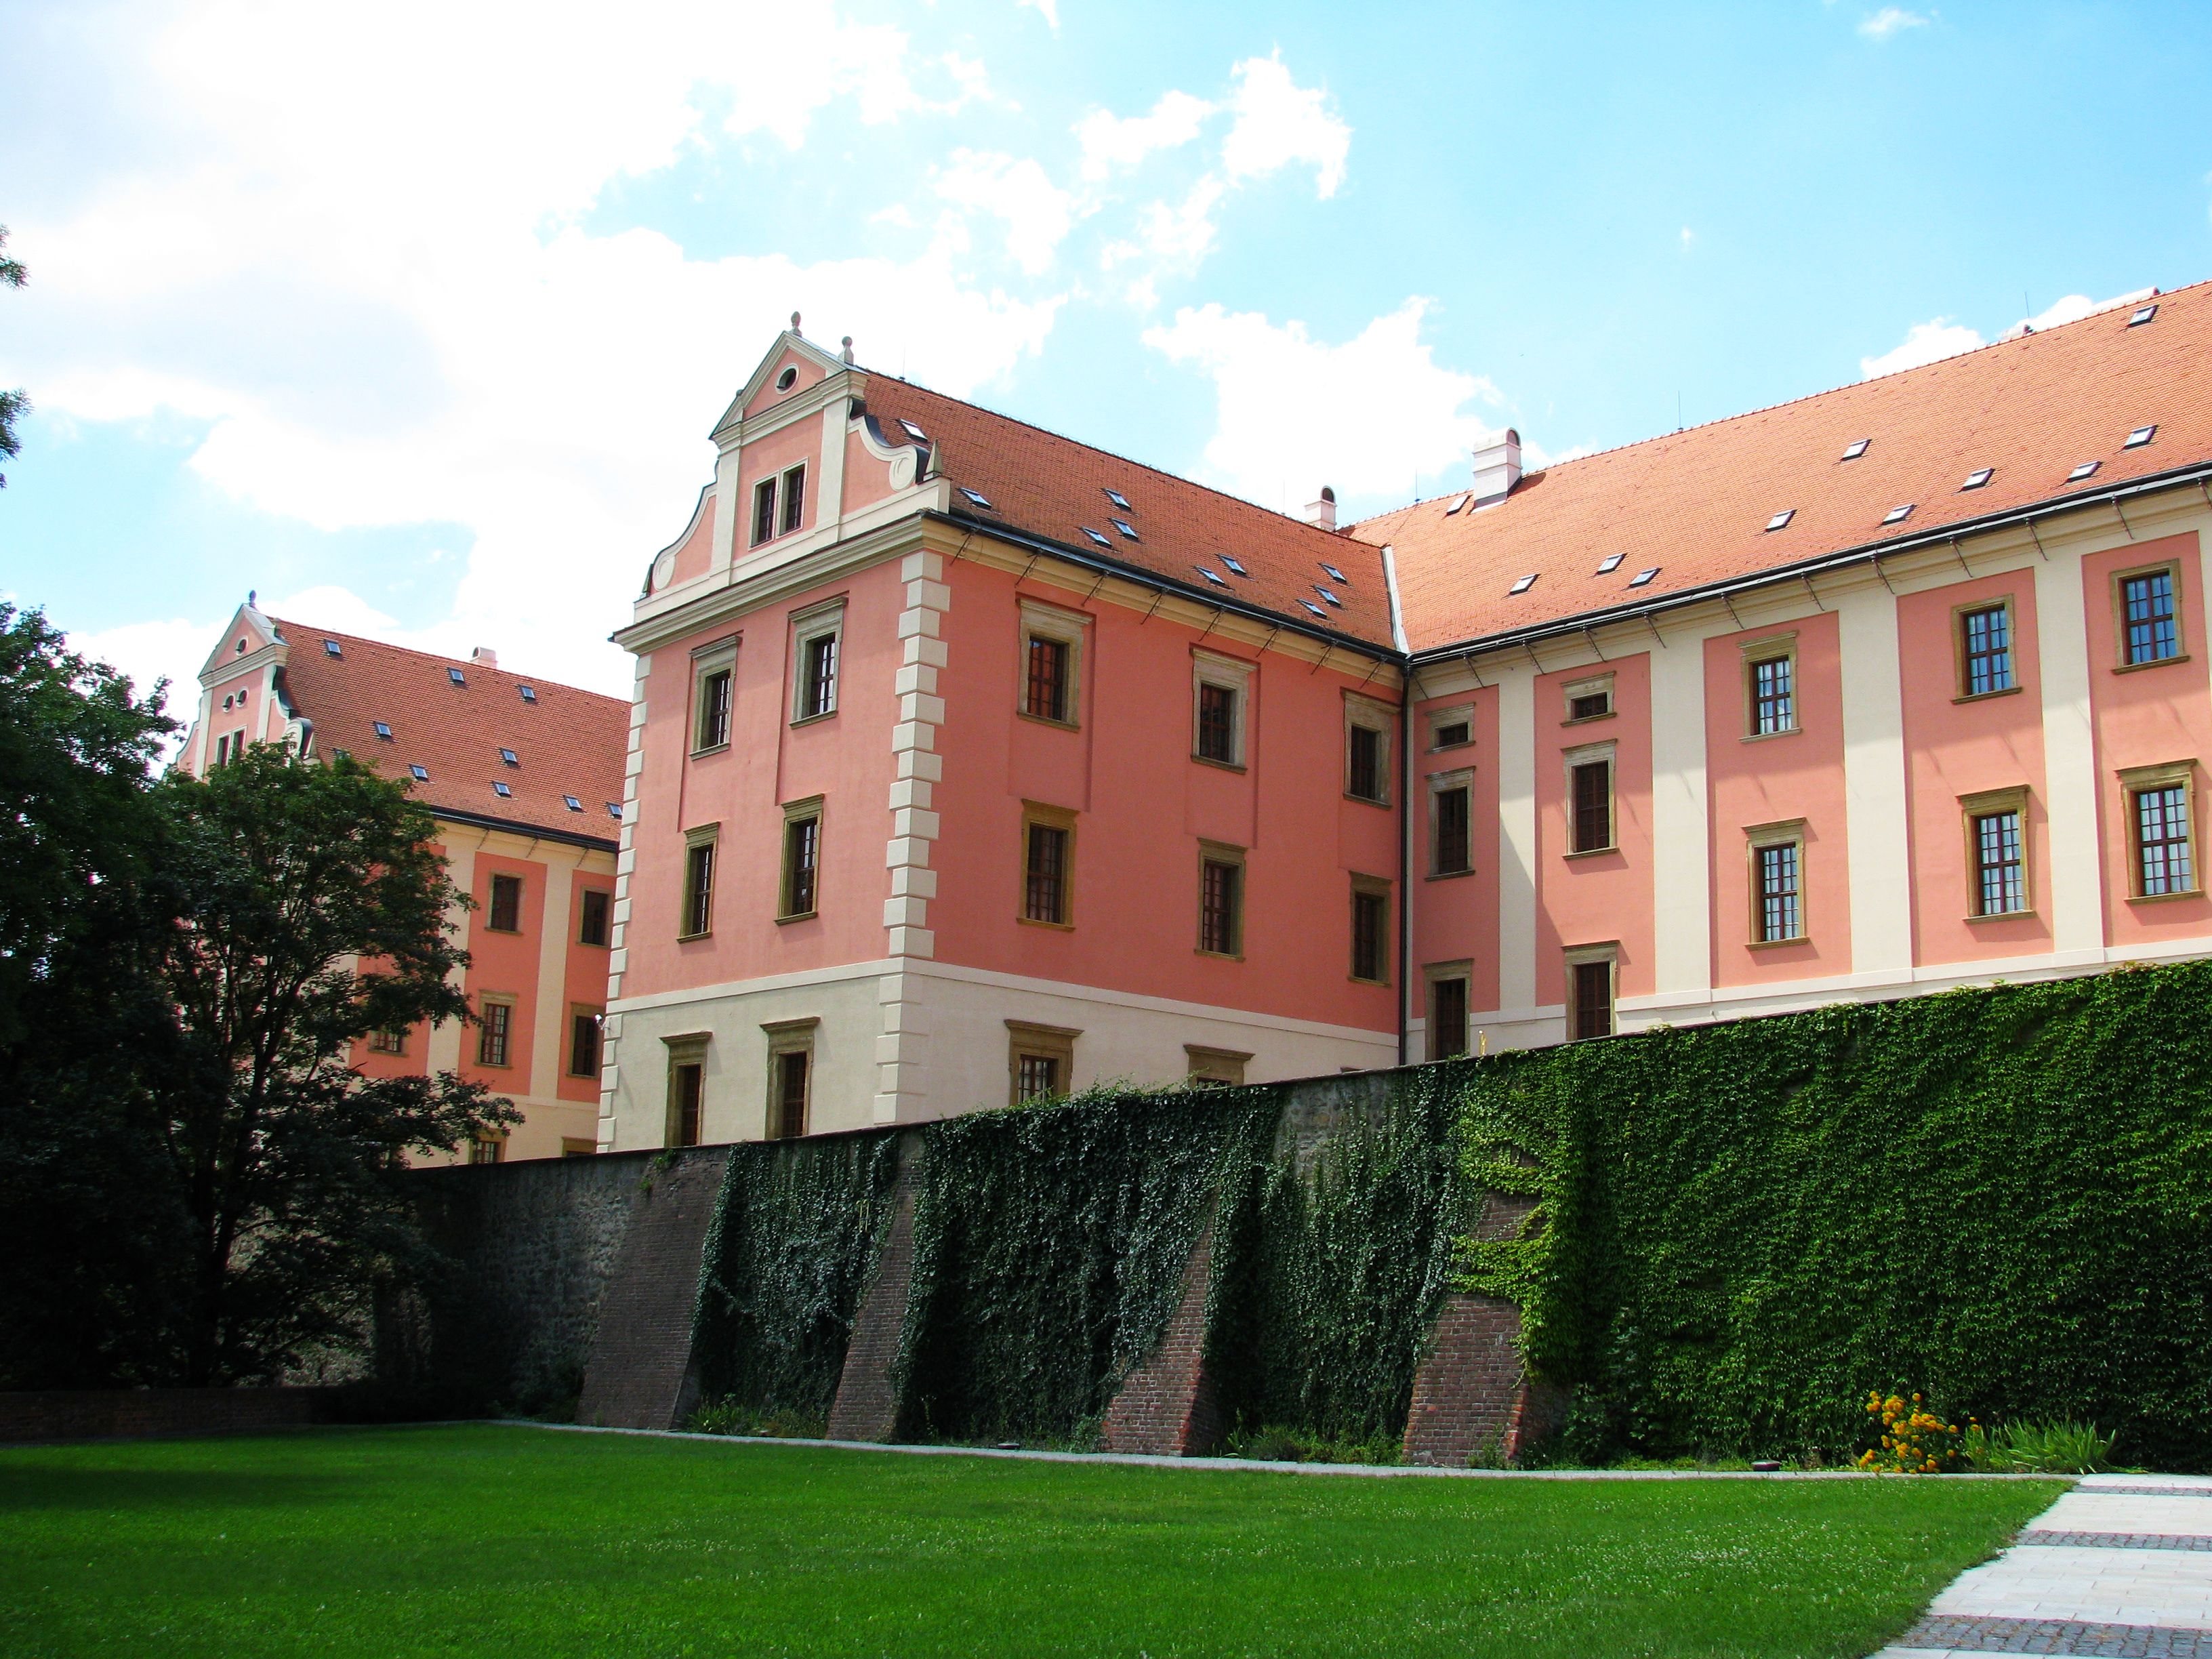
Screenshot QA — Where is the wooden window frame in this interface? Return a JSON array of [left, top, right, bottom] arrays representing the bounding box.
[[1561, 672, 1616, 726], [567, 1004, 605, 1079], [577, 888, 613, 947], [790, 598, 846, 725], [1006, 1019, 1078, 1106], [475, 994, 518, 1069], [779, 798, 823, 922], [1744, 818, 1807, 945], [750, 476, 777, 548], [485, 872, 524, 934], [1349, 873, 1391, 985], [1184, 1044, 1252, 1087], [778, 463, 806, 537], [1562, 943, 1617, 1041], [2112, 560, 2189, 672], [663, 1032, 710, 1149], [1424, 960, 1474, 1061], [1959, 786, 2032, 920], [1016, 598, 1088, 729], [2120, 760, 2201, 901], [367, 1026, 407, 1056], [1196, 840, 1246, 959], [690, 637, 738, 756], [680, 822, 720, 940], [1740, 632, 1801, 739], [1429, 767, 1475, 878], [1952, 598, 2020, 701], [1343, 691, 1394, 806], [1563, 740, 1617, 857], [1018, 800, 1078, 928], [1428, 703, 1474, 752], [762, 1017, 817, 1140], [1191, 649, 1254, 771]]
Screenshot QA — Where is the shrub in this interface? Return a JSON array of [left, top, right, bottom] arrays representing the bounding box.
[[1966, 1418, 2115, 1474], [1858, 1392, 1969, 1474]]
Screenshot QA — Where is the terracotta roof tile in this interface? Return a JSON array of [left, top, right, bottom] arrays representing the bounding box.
[[1355, 281, 2212, 653], [273, 621, 628, 844], [861, 378, 1397, 648]]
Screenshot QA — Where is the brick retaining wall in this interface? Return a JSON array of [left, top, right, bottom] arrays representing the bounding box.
[[575, 1148, 732, 1431], [826, 1132, 924, 1443]]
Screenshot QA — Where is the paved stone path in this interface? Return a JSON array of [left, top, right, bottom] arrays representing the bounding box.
[[1877, 1474, 2212, 1657]]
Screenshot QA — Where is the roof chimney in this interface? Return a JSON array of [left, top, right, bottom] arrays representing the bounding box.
[[471, 647, 498, 670], [1302, 485, 1338, 531], [1471, 428, 1523, 507]]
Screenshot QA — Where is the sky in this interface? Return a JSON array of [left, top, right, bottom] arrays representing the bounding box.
[[5, 0, 2212, 728]]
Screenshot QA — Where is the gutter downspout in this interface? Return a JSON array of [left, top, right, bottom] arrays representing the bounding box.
[[1382, 544, 1412, 1067]]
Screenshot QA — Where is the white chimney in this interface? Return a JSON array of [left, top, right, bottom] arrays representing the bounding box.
[[471, 647, 499, 670], [1471, 428, 1523, 506], [1302, 485, 1338, 530]]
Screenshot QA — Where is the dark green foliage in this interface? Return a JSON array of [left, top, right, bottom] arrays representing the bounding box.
[[1453, 963, 2212, 1469], [692, 1130, 903, 1420], [1206, 1073, 1465, 1449], [0, 226, 24, 485], [895, 1088, 1277, 1443]]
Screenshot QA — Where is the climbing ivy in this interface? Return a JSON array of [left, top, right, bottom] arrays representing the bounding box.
[[1452, 962, 2212, 1469], [690, 1128, 903, 1423]]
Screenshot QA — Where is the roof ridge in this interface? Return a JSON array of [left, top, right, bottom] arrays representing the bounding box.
[[272, 617, 629, 710], [1345, 275, 2203, 536]]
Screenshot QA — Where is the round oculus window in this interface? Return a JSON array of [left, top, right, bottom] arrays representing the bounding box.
[[775, 366, 798, 392]]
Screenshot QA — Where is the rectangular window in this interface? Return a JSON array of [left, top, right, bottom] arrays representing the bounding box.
[[578, 888, 612, 947], [1569, 757, 1613, 854], [781, 801, 822, 919], [487, 873, 523, 933], [476, 1000, 514, 1068], [796, 632, 838, 720], [1025, 635, 1070, 723], [1959, 604, 2015, 696], [779, 464, 806, 536], [1563, 674, 1614, 724], [1017, 1052, 1059, 1102], [216, 733, 230, 767], [1428, 970, 1471, 1061], [469, 1138, 504, 1166], [1750, 653, 1795, 735], [569, 1007, 603, 1078], [751, 477, 777, 546], [1197, 683, 1238, 763], [670, 1062, 703, 1147], [1433, 719, 1471, 750], [1349, 878, 1390, 984], [1433, 780, 1473, 876], [1347, 724, 1384, 802], [2134, 782, 2195, 896], [682, 832, 717, 938], [1191, 651, 1253, 768], [1198, 846, 1243, 957], [772, 1049, 808, 1139], [368, 1027, 407, 1055], [695, 666, 733, 752], [1006, 1020, 1078, 1106], [1185, 1044, 1250, 1086], [1024, 820, 1070, 924], [2121, 568, 2182, 666], [1755, 841, 1802, 942], [1973, 810, 2026, 916], [1566, 954, 1614, 1040]]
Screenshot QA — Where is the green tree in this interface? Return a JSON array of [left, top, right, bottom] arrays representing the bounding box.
[[0, 227, 25, 487]]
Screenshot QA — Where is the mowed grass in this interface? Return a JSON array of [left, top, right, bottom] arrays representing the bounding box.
[[0, 1425, 2062, 1659]]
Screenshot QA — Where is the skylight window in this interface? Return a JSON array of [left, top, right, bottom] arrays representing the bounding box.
[[1596, 553, 1625, 575], [447, 667, 466, 685], [2068, 461, 2101, 482], [499, 747, 519, 767], [1320, 563, 1349, 584], [897, 419, 928, 441], [1220, 555, 1249, 577], [563, 795, 583, 812], [1447, 493, 1472, 514], [1111, 519, 1139, 540], [958, 487, 994, 509], [1314, 587, 1343, 608], [1766, 510, 1795, 531], [409, 764, 430, 781], [1195, 566, 1227, 587], [2131, 304, 2159, 327], [1841, 439, 1870, 461], [1883, 504, 1915, 525], [1081, 527, 1111, 548], [1104, 488, 1132, 510], [2127, 424, 2158, 448], [1299, 600, 1327, 618], [1629, 567, 1660, 588], [373, 721, 394, 740], [322, 639, 342, 657], [1961, 468, 1994, 490], [493, 781, 513, 798], [1509, 573, 1539, 595], [606, 801, 623, 819], [518, 684, 537, 703]]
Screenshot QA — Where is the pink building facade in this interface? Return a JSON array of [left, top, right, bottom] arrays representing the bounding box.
[[602, 285, 2212, 1148]]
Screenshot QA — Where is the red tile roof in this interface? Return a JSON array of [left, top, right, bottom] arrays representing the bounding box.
[[272, 620, 628, 845], [1355, 281, 2212, 653], [861, 377, 1397, 649]]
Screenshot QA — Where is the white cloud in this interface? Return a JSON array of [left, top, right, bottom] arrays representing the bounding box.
[[1998, 287, 2156, 338], [1134, 177, 1229, 267], [1221, 55, 1350, 198], [1074, 91, 1215, 180], [1858, 7, 1929, 41], [934, 150, 1080, 274], [1143, 298, 1500, 507], [1017, 0, 1060, 28], [1860, 316, 1982, 377], [1679, 227, 1696, 251]]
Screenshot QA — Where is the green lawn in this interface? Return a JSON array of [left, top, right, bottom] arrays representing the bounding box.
[[0, 1425, 2062, 1658]]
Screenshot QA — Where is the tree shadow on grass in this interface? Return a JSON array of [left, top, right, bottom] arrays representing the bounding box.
[[0, 1464, 352, 1513]]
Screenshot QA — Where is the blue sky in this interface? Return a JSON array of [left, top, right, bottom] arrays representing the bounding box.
[[5, 0, 2211, 717]]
